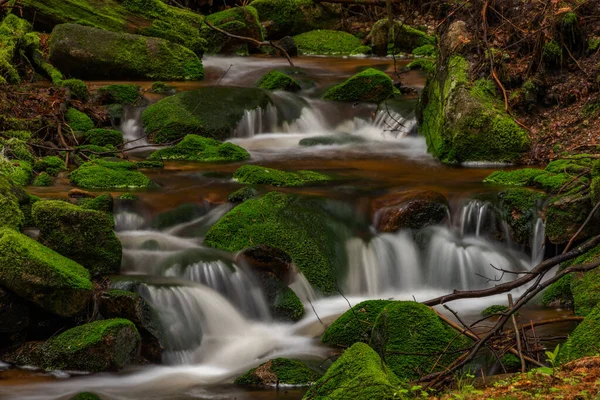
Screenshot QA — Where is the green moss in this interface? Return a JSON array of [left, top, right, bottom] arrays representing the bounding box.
[[62, 79, 88, 101], [69, 393, 101, 400], [532, 172, 573, 193], [293, 30, 362, 55], [567, 245, 600, 316], [70, 161, 153, 189], [151, 81, 168, 93], [323, 68, 394, 103], [298, 135, 366, 147], [0, 228, 92, 317], [200, 7, 263, 55], [350, 45, 372, 56], [542, 274, 573, 306], [119, 193, 137, 200], [77, 193, 114, 213], [545, 191, 597, 244], [501, 354, 521, 370], [149, 135, 250, 162], [588, 37, 600, 52], [543, 40, 562, 67], [205, 192, 346, 294], [98, 84, 140, 105], [142, 87, 271, 143], [0, 159, 33, 186], [34, 156, 66, 176], [228, 186, 258, 203], [0, 130, 31, 140], [0, 137, 33, 162], [370, 19, 435, 55], [43, 318, 140, 372], [498, 188, 545, 244], [591, 177, 600, 205], [33, 200, 121, 276], [66, 108, 94, 132], [84, 128, 124, 147], [558, 306, 600, 363], [322, 300, 394, 348], [235, 358, 321, 386], [0, 173, 25, 230], [484, 168, 546, 186], [33, 172, 53, 186], [304, 342, 401, 400], [257, 70, 301, 92], [49, 24, 203, 80], [233, 165, 330, 187], [273, 287, 304, 321], [0, 14, 32, 84], [412, 44, 436, 57], [407, 59, 435, 73], [481, 304, 509, 316], [369, 301, 471, 381]]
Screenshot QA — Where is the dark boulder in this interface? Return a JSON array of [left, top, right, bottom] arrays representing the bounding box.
[[0, 287, 30, 333], [371, 190, 449, 232]]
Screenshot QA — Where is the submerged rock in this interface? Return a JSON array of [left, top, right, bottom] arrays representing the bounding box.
[[323, 68, 394, 103], [257, 70, 301, 92], [0, 228, 92, 317], [33, 200, 122, 276], [417, 20, 529, 163], [293, 30, 362, 55], [142, 87, 271, 143], [371, 190, 448, 232], [233, 165, 331, 187], [148, 135, 250, 162], [237, 244, 295, 285], [322, 300, 394, 348], [49, 24, 203, 81], [303, 342, 401, 399], [235, 358, 321, 386], [369, 301, 471, 381], [200, 7, 263, 55]]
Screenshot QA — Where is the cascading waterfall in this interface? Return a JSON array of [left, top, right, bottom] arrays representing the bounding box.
[[531, 217, 546, 266], [121, 107, 149, 149]]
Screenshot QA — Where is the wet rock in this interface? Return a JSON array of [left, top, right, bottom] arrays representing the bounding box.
[[368, 19, 435, 56], [298, 135, 366, 147], [257, 70, 301, 92], [33, 200, 122, 276], [371, 190, 449, 232], [97, 84, 141, 105], [323, 68, 394, 103], [0, 287, 30, 333], [0, 228, 92, 317], [49, 24, 203, 81], [237, 245, 295, 285], [278, 36, 298, 57], [150, 202, 209, 231], [545, 190, 600, 244], [228, 186, 259, 204], [99, 290, 164, 363], [233, 165, 331, 187], [303, 342, 400, 399], [497, 188, 546, 245], [69, 160, 154, 189], [293, 30, 362, 56], [142, 87, 271, 143], [148, 135, 249, 162], [235, 358, 321, 386]]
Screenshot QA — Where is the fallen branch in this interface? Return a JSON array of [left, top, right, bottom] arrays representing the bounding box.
[[518, 316, 584, 332], [563, 198, 600, 254], [204, 20, 294, 67]]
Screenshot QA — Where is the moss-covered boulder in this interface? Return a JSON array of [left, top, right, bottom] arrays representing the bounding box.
[[0, 159, 33, 186], [545, 190, 599, 244], [293, 30, 362, 55], [417, 21, 529, 164], [70, 160, 153, 189], [559, 306, 600, 364], [98, 84, 141, 105], [84, 128, 124, 147], [142, 87, 271, 143], [62, 78, 88, 101], [323, 68, 394, 103], [249, 0, 338, 39], [370, 190, 448, 232], [233, 165, 331, 187], [149, 135, 250, 162], [49, 24, 203, 80], [205, 192, 347, 294], [322, 300, 394, 348], [33, 172, 53, 186], [66, 108, 94, 132], [235, 358, 321, 386], [369, 301, 471, 381], [0, 228, 92, 317], [368, 19, 435, 56], [228, 186, 259, 203], [34, 156, 66, 176], [0, 173, 25, 230], [565, 245, 600, 316], [33, 200, 122, 276], [303, 342, 401, 399], [42, 318, 140, 372], [11, 0, 205, 54], [257, 70, 301, 92], [200, 7, 263, 55], [497, 188, 546, 245]]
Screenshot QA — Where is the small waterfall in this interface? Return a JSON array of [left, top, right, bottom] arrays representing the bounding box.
[[460, 200, 495, 238], [114, 211, 147, 231], [166, 204, 233, 238], [121, 107, 149, 148], [234, 104, 279, 138], [531, 217, 546, 266]]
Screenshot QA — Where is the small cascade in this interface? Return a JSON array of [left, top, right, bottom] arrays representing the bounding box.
[[289, 271, 318, 304], [459, 200, 498, 238], [531, 217, 546, 266], [114, 211, 147, 231], [166, 203, 233, 238], [121, 107, 149, 149], [233, 104, 279, 138]]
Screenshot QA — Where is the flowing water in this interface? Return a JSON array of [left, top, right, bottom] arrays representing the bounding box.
[[2, 56, 571, 400]]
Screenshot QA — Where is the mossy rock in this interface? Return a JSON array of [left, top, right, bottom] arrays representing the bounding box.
[[233, 165, 331, 187], [293, 30, 362, 55], [249, 0, 338, 39], [49, 24, 203, 80], [12, 0, 205, 54], [303, 342, 401, 399], [69, 393, 101, 400], [368, 19, 435, 56], [84, 128, 124, 147], [98, 84, 140, 105], [205, 192, 348, 294], [417, 31, 530, 163], [497, 188, 545, 245], [200, 7, 263, 55], [369, 301, 471, 381], [70, 160, 153, 189], [33, 156, 66, 176], [484, 168, 546, 187], [142, 87, 271, 143], [545, 191, 600, 244], [62, 79, 88, 101], [323, 68, 394, 103], [567, 245, 600, 316], [148, 134, 250, 162], [257, 70, 301, 92], [257, 272, 304, 321], [235, 358, 320, 386], [228, 186, 258, 203], [75, 193, 114, 213], [42, 318, 141, 372], [0, 173, 26, 230], [322, 300, 394, 348], [542, 274, 574, 307], [481, 304, 509, 316], [66, 108, 94, 132], [298, 135, 366, 147], [0, 286, 30, 333], [0, 228, 92, 317], [0, 159, 33, 186], [33, 200, 122, 276], [33, 172, 53, 186], [559, 306, 600, 363]]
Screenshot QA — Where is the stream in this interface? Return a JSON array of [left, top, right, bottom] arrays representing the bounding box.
[[0, 56, 577, 400]]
